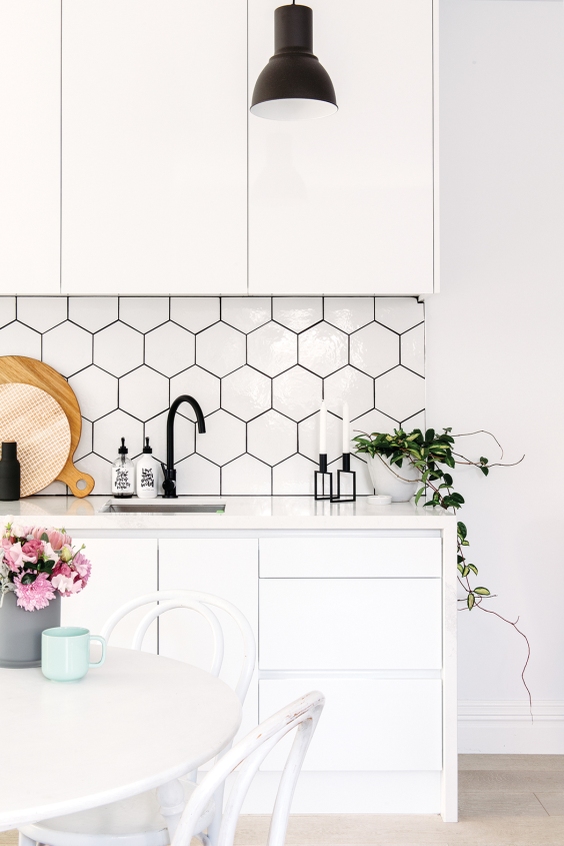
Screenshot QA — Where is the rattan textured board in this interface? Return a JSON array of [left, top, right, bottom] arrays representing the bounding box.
[[0, 383, 71, 496]]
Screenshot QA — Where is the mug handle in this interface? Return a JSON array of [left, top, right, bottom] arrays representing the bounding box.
[[89, 635, 106, 668]]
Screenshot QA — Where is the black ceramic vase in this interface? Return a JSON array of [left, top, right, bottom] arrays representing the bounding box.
[[0, 441, 20, 501]]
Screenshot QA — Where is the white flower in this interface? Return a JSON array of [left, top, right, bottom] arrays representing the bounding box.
[[11, 523, 26, 538]]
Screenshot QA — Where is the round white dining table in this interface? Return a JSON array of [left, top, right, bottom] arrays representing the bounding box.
[[0, 647, 242, 832]]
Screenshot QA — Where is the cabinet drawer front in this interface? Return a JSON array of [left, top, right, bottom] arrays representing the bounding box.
[[259, 579, 441, 670], [259, 678, 442, 771], [259, 538, 441, 578]]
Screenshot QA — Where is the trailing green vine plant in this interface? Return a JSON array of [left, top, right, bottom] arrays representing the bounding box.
[[353, 427, 530, 705]]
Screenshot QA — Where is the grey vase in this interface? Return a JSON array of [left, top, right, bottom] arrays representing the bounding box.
[[0, 590, 61, 668]]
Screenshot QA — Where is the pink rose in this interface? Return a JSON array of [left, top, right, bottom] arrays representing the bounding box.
[[52, 561, 72, 579], [21, 539, 44, 564], [4, 542, 24, 572]]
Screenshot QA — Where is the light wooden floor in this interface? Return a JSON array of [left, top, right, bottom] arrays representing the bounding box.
[[3, 756, 564, 846]]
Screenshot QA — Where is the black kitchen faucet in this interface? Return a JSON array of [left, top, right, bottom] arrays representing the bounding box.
[[161, 395, 206, 498]]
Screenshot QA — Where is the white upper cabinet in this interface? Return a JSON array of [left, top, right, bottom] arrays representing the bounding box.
[[0, 1, 60, 295], [248, 0, 437, 295], [61, 0, 247, 295]]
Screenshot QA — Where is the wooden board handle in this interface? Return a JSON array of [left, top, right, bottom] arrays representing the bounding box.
[[58, 461, 95, 499]]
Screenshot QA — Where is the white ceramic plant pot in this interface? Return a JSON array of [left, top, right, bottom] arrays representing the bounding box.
[[367, 454, 420, 502]]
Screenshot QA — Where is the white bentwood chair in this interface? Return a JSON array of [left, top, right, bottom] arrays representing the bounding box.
[[19, 590, 256, 846], [174, 691, 324, 846]]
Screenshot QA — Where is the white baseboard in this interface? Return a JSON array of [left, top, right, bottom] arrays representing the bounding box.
[[459, 700, 564, 753]]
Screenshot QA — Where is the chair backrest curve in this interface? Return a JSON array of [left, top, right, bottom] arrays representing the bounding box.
[[101, 589, 256, 704], [171, 691, 325, 846]]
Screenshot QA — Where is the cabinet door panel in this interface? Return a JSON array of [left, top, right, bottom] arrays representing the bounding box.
[[259, 578, 441, 669], [259, 678, 442, 771], [62, 0, 247, 295], [259, 537, 441, 578], [158, 539, 259, 745], [249, 0, 434, 295], [0, 1, 60, 294], [60, 538, 158, 653]]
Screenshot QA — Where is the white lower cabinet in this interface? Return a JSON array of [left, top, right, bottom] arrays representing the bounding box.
[[158, 538, 259, 748], [61, 538, 158, 652], [62, 530, 454, 818], [259, 678, 442, 771]]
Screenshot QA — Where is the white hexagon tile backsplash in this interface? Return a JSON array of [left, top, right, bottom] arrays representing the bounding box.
[[0, 296, 425, 496]]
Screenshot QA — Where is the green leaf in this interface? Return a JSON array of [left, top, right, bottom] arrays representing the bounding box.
[[462, 566, 470, 578], [425, 428, 435, 443], [467, 593, 475, 610], [457, 555, 464, 565], [457, 522, 467, 540], [480, 466, 489, 476], [474, 587, 490, 596], [415, 487, 426, 505], [468, 563, 478, 576], [41, 532, 49, 542], [457, 563, 464, 574]]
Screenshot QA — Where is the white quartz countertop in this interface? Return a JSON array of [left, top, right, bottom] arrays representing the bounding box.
[[0, 496, 454, 532]]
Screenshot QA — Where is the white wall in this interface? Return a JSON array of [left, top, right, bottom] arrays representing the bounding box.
[[427, 0, 564, 750]]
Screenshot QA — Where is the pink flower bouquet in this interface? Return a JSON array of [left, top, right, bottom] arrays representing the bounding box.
[[0, 520, 91, 612]]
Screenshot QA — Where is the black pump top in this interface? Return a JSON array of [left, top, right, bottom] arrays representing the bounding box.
[[118, 437, 128, 455], [142, 437, 152, 454]]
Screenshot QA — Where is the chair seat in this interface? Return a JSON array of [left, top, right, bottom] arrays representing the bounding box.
[[19, 778, 214, 846]]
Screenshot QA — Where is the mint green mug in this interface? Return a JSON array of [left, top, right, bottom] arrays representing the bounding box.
[[41, 627, 106, 681]]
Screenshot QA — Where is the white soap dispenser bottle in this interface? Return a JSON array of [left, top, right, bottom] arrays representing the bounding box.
[[136, 437, 158, 499], [111, 437, 135, 498]]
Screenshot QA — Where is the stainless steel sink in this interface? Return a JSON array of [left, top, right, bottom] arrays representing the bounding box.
[[102, 499, 225, 514]]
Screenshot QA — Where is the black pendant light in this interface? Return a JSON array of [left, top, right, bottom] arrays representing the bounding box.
[[251, 2, 337, 121]]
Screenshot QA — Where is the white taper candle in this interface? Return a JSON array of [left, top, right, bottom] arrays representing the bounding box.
[[342, 402, 350, 453], [319, 401, 327, 454]]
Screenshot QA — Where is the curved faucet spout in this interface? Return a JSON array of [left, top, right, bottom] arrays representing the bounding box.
[[163, 395, 206, 498]]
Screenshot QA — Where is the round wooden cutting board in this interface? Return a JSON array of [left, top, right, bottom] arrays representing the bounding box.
[[0, 384, 71, 497], [0, 356, 95, 498]]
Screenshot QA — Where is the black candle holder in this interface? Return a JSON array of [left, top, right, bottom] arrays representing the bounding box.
[[314, 453, 333, 500], [331, 453, 356, 503]]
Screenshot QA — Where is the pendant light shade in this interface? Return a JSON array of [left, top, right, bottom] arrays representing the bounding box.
[[251, 3, 337, 121]]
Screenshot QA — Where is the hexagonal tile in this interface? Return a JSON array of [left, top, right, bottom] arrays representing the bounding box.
[[247, 322, 297, 377], [222, 298, 271, 333], [75, 453, 113, 496], [69, 297, 118, 332], [17, 297, 67, 332], [248, 410, 297, 465], [196, 323, 245, 377], [351, 408, 400, 441], [75, 419, 93, 461], [94, 409, 144, 462], [43, 321, 92, 377], [94, 322, 144, 376], [175, 453, 220, 496], [221, 366, 271, 422], [171, 297, 220, 333], [0, 297, 16, 328], [324, 366, 374, 421], [196, 409, 245, 466], [401, 410, 426, 432], [119, 366, 169, 421], [272, 297, 322, 332], [170, 366, 220, 420], [374, 367, 425, 423], [144, 409, 195, 464], [119, 297, 169, 332], [222, 454, 271, 495], [374, 297, 424, 333], [272, 453, 316, 495], [69, 366, 118, 423], [145, 322, 195, 377], [0, 322, 41, 358], [401, 323, 425, 377], [324, 297, 374, 332], [272, 366, 322, 422], [298, 411, 342, 463], [350, 323, 399, 377], [298, 322, 348, 377]]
